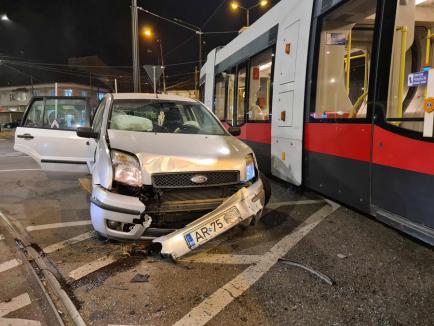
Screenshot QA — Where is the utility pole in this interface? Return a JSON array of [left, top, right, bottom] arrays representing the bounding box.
[[157, 40, 166, 93], [194, 66, 198, 99], [131, 0, 140, 92]]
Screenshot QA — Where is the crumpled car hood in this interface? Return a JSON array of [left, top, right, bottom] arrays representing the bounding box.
[[107, 129, 252, 185]]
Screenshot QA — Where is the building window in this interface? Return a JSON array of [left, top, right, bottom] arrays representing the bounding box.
[[80, 91, 88, 97], [64, 89, 73, 97], [9, 93, 16, 101], [248, 49, 273, 121], [49, 89, 55, 96]]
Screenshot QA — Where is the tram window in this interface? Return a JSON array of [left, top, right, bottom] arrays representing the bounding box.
[[312, 0, 377, 120], [384, 1, 434, 134], [214, 74, 226, 120], [226, 71, 236, 125], [237, 66, 247, 125], [248, 49, 273, 121]]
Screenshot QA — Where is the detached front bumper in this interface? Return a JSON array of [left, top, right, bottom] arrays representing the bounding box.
[[90, 185, 147, 240], [153, 178, 264, 260]]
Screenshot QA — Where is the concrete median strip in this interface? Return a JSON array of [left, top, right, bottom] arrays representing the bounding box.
[[174, 202, 339, 326], [26, 220, 92, 232]]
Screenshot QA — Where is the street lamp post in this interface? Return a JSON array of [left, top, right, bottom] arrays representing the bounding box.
[[142, 27, 166, 93], [230, 1, 268, 27], [131, 0, 140, 92]]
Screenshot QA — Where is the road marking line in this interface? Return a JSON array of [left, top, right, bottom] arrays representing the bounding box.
[[43, 232, 94, 254], [174, 203, 339, 326], [266, 199, 325, 209], [0, 258, 22, 274], [0, 169, 41, 173], [0, 319, 41, 326], [181, 253, 262, 265], [0, 293, 41, 325], [26, 220, 91, 232], [69, 256, 117, 280], [0, 293, 32, 317]]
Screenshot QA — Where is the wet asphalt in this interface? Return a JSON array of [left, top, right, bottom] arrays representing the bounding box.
[[0, 134, 433, 325]]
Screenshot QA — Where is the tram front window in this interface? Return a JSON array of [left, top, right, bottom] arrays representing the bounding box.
[[385, 0, 434, 134], [313, 0, 377, 119]]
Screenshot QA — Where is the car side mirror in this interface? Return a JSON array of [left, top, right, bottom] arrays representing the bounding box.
[[228, 126, 241, 136], [77, 127, 99, 139]]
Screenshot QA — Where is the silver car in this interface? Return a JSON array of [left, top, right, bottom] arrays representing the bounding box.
[[14, 94, 269, 259]]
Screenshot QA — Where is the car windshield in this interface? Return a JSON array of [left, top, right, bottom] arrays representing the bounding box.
[[109, 100, 227, 135]]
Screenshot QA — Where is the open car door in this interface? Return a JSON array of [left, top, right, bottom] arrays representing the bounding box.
[[14, 96, 94, 173]]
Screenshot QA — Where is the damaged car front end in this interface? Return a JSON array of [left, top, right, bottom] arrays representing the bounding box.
[[86, 94, 267, 259]]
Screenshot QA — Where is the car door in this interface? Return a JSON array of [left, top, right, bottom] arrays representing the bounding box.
[[14, 96, 93, 173]]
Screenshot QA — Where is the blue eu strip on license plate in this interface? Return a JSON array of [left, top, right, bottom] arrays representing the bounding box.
[[184, 233, 196, 249]]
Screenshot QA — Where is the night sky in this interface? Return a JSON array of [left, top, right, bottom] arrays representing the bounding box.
[[0, 0, 277, 90]]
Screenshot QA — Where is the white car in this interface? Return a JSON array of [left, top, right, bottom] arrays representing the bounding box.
[[14, 94, 269, 259]]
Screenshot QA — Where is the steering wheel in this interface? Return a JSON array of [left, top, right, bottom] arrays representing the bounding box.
[[152, 123, 169, 133], [177, 122, 200, 134]]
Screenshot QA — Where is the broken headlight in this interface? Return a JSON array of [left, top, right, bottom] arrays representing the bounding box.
[[244, 154, 256, 182], [111, 150, 142, 187]]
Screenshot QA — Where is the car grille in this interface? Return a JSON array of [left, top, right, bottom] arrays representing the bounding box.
[[152, 171, 240, 188]]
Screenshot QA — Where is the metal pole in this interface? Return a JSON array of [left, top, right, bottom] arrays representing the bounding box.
[[153, 66, 156, 95], [159, 41, 166, 93], [246, 9, 250, 27], [114, 78, 118, 93], [131, 0, 140, 92]]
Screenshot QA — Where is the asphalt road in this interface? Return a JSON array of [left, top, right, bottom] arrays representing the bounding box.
[[0, 134, 433, 326]]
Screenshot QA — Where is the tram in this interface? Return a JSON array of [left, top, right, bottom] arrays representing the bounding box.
[[200, 0, 434, 245]]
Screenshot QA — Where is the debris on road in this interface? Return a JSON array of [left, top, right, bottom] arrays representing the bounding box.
[[337, 253, 351, 259], [130, 273, 150, 283], [278, 258, 335, 286]]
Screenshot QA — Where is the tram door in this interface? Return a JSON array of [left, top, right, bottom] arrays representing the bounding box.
[[370, 0, 434, 242], [305, 0, 378, 213]]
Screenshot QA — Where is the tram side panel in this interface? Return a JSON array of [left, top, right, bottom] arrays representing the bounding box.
[[270, 0, 315, 186]]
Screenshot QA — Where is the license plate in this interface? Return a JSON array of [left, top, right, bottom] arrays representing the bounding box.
[[184, 207, 241, 249]]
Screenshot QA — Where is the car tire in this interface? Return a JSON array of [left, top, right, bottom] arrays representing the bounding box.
[[260, 172, 271, 206]]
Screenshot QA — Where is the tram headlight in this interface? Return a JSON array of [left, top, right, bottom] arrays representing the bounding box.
[[244, 154, 256, 182]]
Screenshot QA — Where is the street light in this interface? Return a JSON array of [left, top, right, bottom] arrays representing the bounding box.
[[142, 27, 166, 93], [1, 14, 10, 22], [230, 1, 269, 27]]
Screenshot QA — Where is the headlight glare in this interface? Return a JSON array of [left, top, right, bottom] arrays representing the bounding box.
[[111, 150, 142, 187]]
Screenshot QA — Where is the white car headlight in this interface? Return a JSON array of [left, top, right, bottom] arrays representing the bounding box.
[[111, 150, 142, 187], [245, 154, 256, 182]]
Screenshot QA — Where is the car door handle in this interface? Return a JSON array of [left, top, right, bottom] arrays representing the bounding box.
[[17, 133, 34, 140]]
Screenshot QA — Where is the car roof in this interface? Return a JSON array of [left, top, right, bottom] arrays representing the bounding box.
[[111, 93, 197, 103]]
